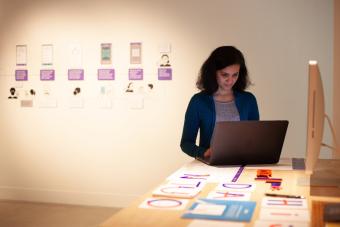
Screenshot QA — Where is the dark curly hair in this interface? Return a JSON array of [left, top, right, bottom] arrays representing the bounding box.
[[196, 46, 251, 95]]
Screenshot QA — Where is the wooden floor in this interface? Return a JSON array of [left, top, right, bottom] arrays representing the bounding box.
[[0, 200, 120, 227]]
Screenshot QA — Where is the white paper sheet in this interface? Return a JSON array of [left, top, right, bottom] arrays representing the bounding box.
[[261, 197, 308, 209], [167, 160, 239, 183], [259, 208, 310, 222], [139, 197, 188, 210], [207, 190, 251, 201]]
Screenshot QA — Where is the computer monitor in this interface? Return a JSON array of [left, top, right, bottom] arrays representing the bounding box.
[[305, 61, 339, 174]]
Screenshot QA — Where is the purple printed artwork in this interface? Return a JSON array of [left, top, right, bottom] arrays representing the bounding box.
[[68, 69, 84, 80]]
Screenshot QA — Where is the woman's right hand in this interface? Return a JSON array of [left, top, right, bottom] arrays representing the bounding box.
[[204, 148, 212, 158]]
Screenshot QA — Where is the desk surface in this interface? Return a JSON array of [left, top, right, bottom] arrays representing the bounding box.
[[99, 162, 340, 227]]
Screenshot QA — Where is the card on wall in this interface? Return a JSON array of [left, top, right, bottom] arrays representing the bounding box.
[[41, 44, 53, 66], [68, 43, 82, 67], [40, 69, 55, 81], [68, 69, 84, 80], [130, 42, 142, 64], [98, 69, 115, 80], [158, 68, 172, 80], [101, 43, 112, 65], [15, 69, 28, 81], [16, 44, 27, 66], [128, 68, 143, 80]]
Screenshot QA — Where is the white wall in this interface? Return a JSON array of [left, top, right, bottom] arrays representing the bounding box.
[[0, 0, 333, 207]]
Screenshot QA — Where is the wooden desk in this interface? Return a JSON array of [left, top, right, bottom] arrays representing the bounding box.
[[100, 166, 339, 227]]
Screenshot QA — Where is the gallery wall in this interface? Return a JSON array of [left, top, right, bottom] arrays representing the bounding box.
[[0, 0, 333, 207]]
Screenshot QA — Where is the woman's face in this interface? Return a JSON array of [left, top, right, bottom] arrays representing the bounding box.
[[216, 64, 240, 92]]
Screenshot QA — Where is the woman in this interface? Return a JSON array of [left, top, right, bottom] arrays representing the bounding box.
[[180, 46, 259, 159]]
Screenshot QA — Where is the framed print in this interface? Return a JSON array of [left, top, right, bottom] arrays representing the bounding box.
[[130, 42, 142, 64], [98, 69, 115, 80], [40, 69, 55, 81], [158, 68, 172, 80], [16, 45, 27, 66], [101, 43, 112, 64], [68, 69, 84, 80], [41, 44, 53, 65], [15, 69, 28, 81], [129, 68, 143, 80]]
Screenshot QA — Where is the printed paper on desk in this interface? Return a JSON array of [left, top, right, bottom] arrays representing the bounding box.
[[188, 220, 245, 227], [216, 182, 255, 192], [166, 160, 239, 182], [167, 178, 206, 189], [207, 190, 251, 201], [189, 203, 226, 216], [262, 197, 308, 209], [152, 183, 202, 199], [167, 170, 211, 181], [139, 197, 189, 210], [254, 220, 309, 227], [182, 199, 256, 222], [259, 208, 310, 222]]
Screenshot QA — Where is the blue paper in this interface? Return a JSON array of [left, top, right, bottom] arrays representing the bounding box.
[[182, 198, 256, 222]]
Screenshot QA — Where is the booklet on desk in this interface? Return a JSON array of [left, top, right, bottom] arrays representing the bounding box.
[[182, 198, 256, 222]]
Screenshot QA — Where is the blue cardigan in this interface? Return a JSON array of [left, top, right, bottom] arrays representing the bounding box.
[[180, 91, 259, 158]]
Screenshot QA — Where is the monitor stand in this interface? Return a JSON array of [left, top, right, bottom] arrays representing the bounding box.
[[297, 159, 340, 197], [310, 159, 340, 197]]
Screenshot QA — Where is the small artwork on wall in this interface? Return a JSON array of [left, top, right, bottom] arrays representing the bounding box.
[[101, 43, 112, 65], [69, 87, 84, 108], [41, 44, 53, 66], [16, 44, 27, 66], [130, 42, 142, 64], [40, 69, 55, 81], [159, 54, 171, 67], [15, 69, 28, 81], [38, 88, 57, 108], [98, 68, 115, 80], [158, 68, 172, 80], [68, 69, 84, 80], [128, 68, 143, 80], [20, 88, 36, 108], [8, 87, 18, 99]]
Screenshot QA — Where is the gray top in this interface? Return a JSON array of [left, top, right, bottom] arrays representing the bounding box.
[[214, 99, 240, 122]]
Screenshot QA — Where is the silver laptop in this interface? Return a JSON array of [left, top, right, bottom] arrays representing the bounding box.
[[198, 120, 289, 166]]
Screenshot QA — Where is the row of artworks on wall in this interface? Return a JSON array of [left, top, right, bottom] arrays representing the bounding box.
[[16, 43, 172, 66], [7, 82, 156, 109], [14, 68, 172, 81], [14, 42, 173, 81]]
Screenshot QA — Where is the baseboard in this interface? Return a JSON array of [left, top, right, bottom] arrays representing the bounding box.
[[0, 186, 138, 207]]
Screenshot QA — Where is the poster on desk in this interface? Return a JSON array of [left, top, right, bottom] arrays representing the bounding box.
[[182, 199, 256, 222]]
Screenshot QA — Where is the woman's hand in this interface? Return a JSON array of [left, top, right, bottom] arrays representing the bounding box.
[[204, 148, 212, 158]]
